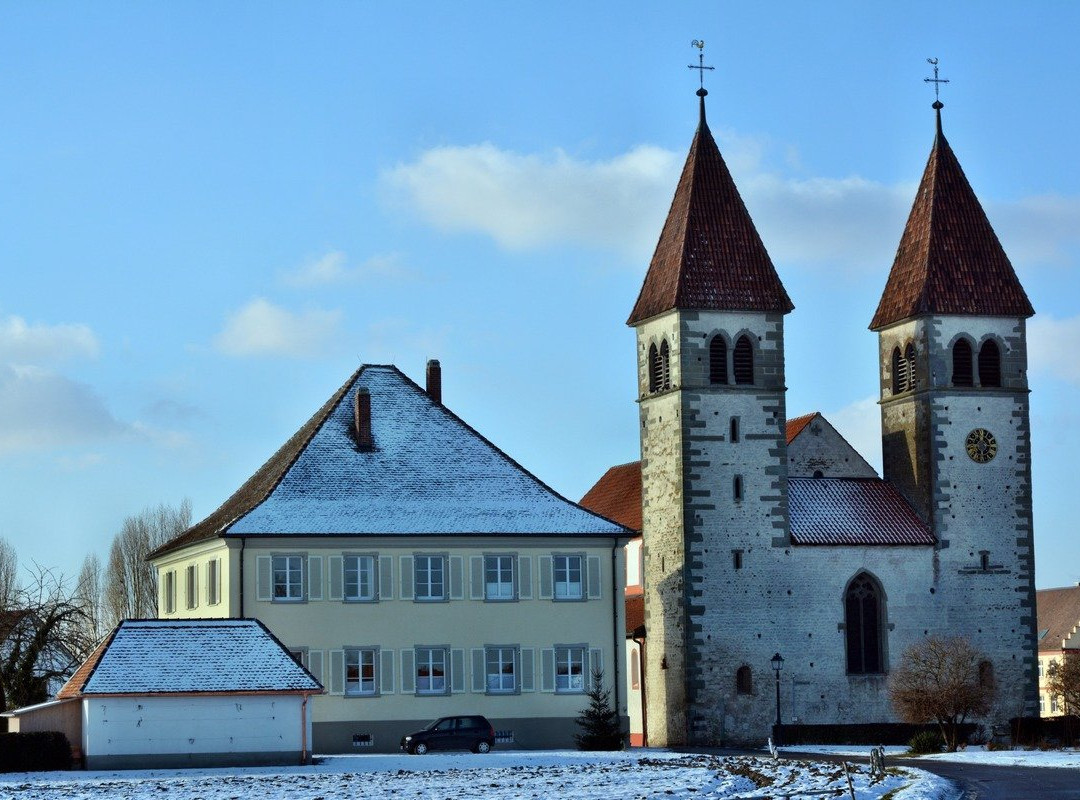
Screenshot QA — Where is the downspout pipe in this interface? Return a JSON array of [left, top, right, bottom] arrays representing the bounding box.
[[300, 693, 309, 765], [238, 537, 246, 618]]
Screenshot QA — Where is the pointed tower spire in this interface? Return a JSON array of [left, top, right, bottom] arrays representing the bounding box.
[[627, 53, 792, 325], [871, 81, 1033, 329]]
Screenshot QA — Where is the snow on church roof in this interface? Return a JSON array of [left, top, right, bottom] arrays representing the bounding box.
[[788, 478, 935, 546], [153, 365, 630, 557], [64, 619, 321, 696]]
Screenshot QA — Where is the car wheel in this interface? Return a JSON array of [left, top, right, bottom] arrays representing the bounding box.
[[414, 743, 428, 755], [475, 741, 491, 754]]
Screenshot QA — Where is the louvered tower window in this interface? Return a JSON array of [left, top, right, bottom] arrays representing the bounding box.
[[952, 339, 974, 387], [648, 344, 660, 393], [904, 343, 916, 391], [844, 572, 884, 674], [709, 336, 728, 384], [659, 339, 671, 390], [733, 335, 754, 385], [891, 347, 905, 394], [978, 340, 1001, 388]]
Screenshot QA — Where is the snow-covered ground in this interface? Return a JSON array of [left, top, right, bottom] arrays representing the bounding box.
[[0, 749, 952, 800]]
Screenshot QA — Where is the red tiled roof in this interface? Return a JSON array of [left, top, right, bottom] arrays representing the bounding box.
[[785, 413, 818, 443], [625, 594, 645, 637], [579, 461, 642, 532], [788, 477, 935, 546], [57, 630, 115, 699], [870, 109, 1034, 330], [1036, 586, 1080, 653], [627, 95, 793, 325]]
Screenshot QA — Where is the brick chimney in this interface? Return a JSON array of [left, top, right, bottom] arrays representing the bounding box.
[[426, 359, 442, 405], [354, 387, 373, 450]]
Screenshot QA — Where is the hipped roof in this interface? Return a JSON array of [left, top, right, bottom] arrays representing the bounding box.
[[870, 107, 1033, 330]]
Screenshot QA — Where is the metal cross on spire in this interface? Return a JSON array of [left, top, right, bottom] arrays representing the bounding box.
[[924, 57, 949, 107], [688, 40, 715, 90]]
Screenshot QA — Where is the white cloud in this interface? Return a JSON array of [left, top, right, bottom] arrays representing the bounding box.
[[1029, 315, 1080, 385], [214, 298, 342, 358], [823, 395, 882, 474], [383, 138, 1080, 274], [280, 250, 412, 288], [0, 315, 99, 363], [382, 143, 680, 258], [0, 365, 126, 454]]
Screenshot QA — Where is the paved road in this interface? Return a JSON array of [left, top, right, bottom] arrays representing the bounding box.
[[888, 757, 1079, 800]]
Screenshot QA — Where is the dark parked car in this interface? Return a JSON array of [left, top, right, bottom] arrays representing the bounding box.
[[400, 715, 495, 754]]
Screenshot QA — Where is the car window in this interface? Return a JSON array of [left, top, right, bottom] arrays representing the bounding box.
[[434, 719, 453, 731]]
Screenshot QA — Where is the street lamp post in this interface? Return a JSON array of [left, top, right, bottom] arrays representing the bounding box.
[[771, 652, 784, 744]]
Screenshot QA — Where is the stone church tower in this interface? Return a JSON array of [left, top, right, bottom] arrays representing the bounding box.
[[870, 101, 1039, 719], [624, 89, 1039, 747], [627, 88, 794, 746]]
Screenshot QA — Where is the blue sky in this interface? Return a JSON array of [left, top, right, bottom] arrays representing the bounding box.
[[1, 3, 1078, 589]]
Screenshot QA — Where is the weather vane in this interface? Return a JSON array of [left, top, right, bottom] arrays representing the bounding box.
[[924, 57, 949, 107], [688, 40, 714, 89]]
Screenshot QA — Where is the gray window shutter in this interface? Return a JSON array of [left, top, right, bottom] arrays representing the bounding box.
[[449, 556, 463, 600], [589, 648, 604, 688], [540, 648, 555, 692], [401, 649, 415, 693], [308, 556, 323, 601], [521, 647, 535, 692], [518, 556, 532, 599], [329, 650, 344, 695], [587, 556, 602, 600], [471, 648, 485, 693], [400, 556, 414, 599], [539, 556, 553, 599], [256, 556, 272, 601], [451, 648, 466, 694], [379, 555, 394, 600], [328, 556, 343, 601], [307, 650, 324, 687], [470, 556, 484, 600], [380, 649, 395, 694]]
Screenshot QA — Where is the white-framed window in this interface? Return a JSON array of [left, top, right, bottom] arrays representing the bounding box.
[[555, 645, 585, 693], [1051, 696, 1060, 713], [163, 570, 176, 614], [346, 647, 378, 696], [207, 559, 220, 606], [485, 555, 515, 601], [1040, 696, 1046, 714], [344, 555, 376, 602], [185, 565, 198, 610], [273, 554, 305, 601], [553, 554, 583, 600], [414, 554, 445, 601], [416, 646, 448, 695], [486, 646, 517, 694]]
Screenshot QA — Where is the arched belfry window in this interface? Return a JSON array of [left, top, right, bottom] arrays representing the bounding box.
[[904, 343, 916, 391], [733, 335, 754, 385], [978, 340, 1001, 388], [709, 336, 728, 385], [844, 572, 885, 675], [648, 343, 660, 393], [953, 339, 974, 387], [891, 347, 905, 394], [659, 339, 671, 390], [736, 665, 753, 695]]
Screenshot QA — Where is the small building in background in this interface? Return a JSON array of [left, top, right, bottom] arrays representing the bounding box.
[[1035, 586, 1080, 715]]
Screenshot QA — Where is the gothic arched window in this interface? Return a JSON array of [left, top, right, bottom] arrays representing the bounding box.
[[891, 347, 905, 394], [733, 335, 754, 385], [978, 340, 1001, 388], [904, 343, 917, 391], [659, 339, 671, 390], [953, 339, 974, 387], [648, 344, 660, 393], [844, 572, 885, 675], [709, 335, 728, 385], [736, 665, 753, 695]]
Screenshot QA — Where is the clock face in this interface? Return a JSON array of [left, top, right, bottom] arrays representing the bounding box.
[[965, 429, 998, 463]]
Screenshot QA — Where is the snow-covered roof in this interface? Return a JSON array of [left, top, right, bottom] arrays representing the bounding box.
[[155, 365, 631, 556], [788, 478, 935, 546], [70, 619, 321, 696]]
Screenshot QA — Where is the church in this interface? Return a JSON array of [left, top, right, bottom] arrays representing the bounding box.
[[580, 84, 1040, 745]]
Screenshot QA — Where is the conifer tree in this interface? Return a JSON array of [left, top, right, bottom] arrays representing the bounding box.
[[574, 667, 624, 751]]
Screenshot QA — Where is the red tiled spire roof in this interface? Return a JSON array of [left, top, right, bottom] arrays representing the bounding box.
[[870, 106, 1034, 330], [627, 92, 793, 325]]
